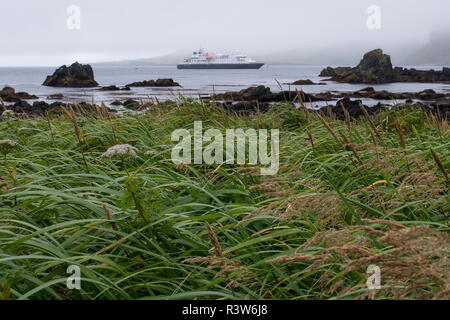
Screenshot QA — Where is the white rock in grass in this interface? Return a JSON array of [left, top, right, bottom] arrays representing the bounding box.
[[102, 144, 138, 159], [1, 110, 16, 120], [0, 139, 19, 155]]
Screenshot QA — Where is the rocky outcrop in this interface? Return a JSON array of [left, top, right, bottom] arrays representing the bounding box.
[[318, 98, 449, 121], [43, 62, 98, 87], [318, 98, 375, 120], [212, 85, 321, 103], [0, 86, 38, 102], [393, 67, 450, 83], [290, 79, 326, 85], [210, 85, 450, 104], [47, 94, 64, 100], [125, 79, 180, 87], [110, 99, 140, 110], [319, 67, 352, 77], [322, 49, 395, 84], [98, 85, 130, 91], [320, 49, 450, 84], [5, 100, 113, 117]]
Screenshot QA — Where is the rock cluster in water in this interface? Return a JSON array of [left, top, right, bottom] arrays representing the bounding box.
[[43, 62, 99, 87], [0, 86, 38, 102], [4, 100, 112, 117], [290, 79, 326, 86], [320, 49, 450, 84], [125, 79, 180, 87]]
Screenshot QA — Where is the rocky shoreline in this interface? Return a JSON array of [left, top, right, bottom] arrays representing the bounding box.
[[209, 85, 450, 104], [1, 82, 449, 120], [1, 51, 449, 120], [319, 49, 450, 84]]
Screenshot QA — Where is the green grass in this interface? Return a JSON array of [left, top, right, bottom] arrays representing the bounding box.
[[0, 98, 448, 300]]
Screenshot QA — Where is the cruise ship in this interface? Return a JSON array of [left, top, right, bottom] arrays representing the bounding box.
[[177, 49, 264, 69]]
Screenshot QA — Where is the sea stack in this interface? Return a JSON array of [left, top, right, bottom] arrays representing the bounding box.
[[43, 62, 98, 87], [320, 49, 450, 84]]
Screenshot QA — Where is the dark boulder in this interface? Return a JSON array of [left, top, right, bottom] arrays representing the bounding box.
[[122, 99, 140, 110], [291, 79, 326, 85], [359, 87, 375, 92], [111, 100, 123, 106], [240, 86, 273, 101], [0, 86, 38, 102], [319, 67, 337, 77], [47, 94, 64, 100], [1, 86, 15, 96], [98, 85, 121, 91], [318, 98, 381, 120], [319, 67, 352, 77], [414, 89, 445, 100], [125, 79, 180, 87], [221, 101, 270, 114], [43, 62, 98, 87]]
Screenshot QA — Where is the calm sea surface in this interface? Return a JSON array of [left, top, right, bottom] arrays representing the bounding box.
[[0, 64, 449, 108]]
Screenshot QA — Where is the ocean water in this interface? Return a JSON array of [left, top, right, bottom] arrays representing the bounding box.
[[0, 64, 449, 108]]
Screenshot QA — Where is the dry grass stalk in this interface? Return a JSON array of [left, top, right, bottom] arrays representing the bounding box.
[[411, 125, 421, 141], [61, 106, 90, 173], [358, 102, 382, 141], [340, 102, 351, 133], [270, 225, 449, 299], [102, 203, 121, 241], [101, 102, 118, 144], [206, 222, 223, 258], [341, 133, 363, 165], [0, 97, 6, 111], [430, 148, 449, 183], [395, 119, 406, 149], [316, 112, 344, 147], [301, 105, 314, 150]]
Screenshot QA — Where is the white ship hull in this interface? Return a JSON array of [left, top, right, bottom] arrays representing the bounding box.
[[177, 63, 264, 69]]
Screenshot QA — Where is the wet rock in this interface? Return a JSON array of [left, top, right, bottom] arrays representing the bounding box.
[[43, 62, 99, 87], [414, 89, 445, 100], [98, 85, 121, 91], [319, 67, 351, 77], [291, 79, 326, 85], [122, 99, 140, 110], [318, 98, 381, 120], [125, 79, 180, 87], [220, 101, 270, 114], [47, 94, 64, 100], [393, 67, 450, 83], [240, 86, 273, 101], [0, 86, 38, 102], [111, 100, 123, 106], [6, 100, 113, 117]]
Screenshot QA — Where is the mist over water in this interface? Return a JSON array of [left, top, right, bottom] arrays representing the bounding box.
[[0, 0, 449, 66]]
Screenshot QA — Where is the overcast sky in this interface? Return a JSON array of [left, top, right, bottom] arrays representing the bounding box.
[[0, 0, 449, 66]]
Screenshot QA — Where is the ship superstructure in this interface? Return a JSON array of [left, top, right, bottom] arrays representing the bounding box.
[[177, 49, 264, 69]]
